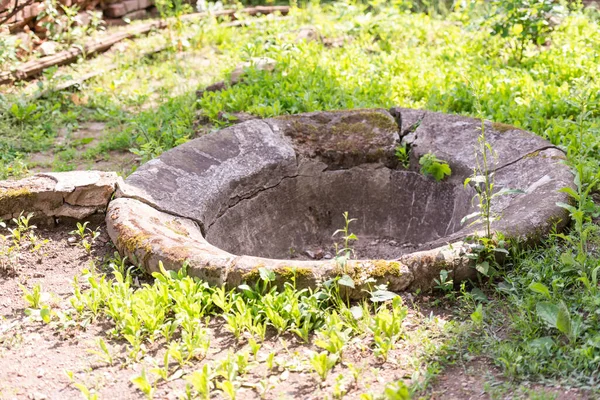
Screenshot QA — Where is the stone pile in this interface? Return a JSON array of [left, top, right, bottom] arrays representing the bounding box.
[[1, 0, 158, 33]]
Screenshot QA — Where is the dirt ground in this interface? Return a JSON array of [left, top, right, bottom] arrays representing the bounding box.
[[0, 222, 594, 400]]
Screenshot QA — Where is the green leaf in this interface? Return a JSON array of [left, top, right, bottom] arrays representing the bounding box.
[[528, 336, 555, 352], [370, 290, 397, 303], [556, 201, 576, 213], [338, 274, 355, 288], [558, 187, 580, 201], [536, 302, 559, 328], [528, 282, 550, 298], [560, 252, 578, 267], [40, 307, 52, 323], [471, 304, 483, 325], [238, 284, 252, 292], [259, 267, 276, 282], [470, 287, 489, 303], [476, 261, 490, 276], [555, 303, 571, 336]]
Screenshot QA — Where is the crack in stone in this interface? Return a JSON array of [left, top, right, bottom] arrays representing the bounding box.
[[213, 171, 300, 229], [492, 145, 564, 173], [117, 189, 208, 236]]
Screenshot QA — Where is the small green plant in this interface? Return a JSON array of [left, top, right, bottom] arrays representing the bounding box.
[[131, 368, 155, 399], [383, 381, 411, 400], [395, 144, 410, 169], [461, 102, 523, 280], [88, 338, 114, 365], [186, 364, 213, 400], [487, 0, 566, 63], [556, 89, 600, 272], [433, 269, 454, 294], [371, 297, 407, 361], [419, 152, 451, 181], [21, 284, 53, 323], [310, 351, 338, 382], [70, 221, 101, 255], [21, 283, 46, 309], [333, 211, 358, 265]]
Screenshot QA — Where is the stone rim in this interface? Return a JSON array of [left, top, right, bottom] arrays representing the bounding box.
[[106, 107, 575, 294]]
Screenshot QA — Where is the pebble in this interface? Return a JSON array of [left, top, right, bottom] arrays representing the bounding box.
[[304, 249, 324, 259]]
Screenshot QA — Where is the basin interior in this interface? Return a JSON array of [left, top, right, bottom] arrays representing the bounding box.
[[205, 165, 475, 260]]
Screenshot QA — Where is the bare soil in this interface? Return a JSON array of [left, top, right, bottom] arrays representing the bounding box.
[[0, 223, 593, 399], [297, 236, 420, 261]]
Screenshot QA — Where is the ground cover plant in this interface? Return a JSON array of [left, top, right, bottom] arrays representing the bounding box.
[[1, 0, 600, 398]]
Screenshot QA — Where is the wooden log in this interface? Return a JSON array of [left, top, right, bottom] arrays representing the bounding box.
[[30, 14, 286, 98], [0, 5, 290, 85]]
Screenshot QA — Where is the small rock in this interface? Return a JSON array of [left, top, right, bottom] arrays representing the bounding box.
[[295, 26, 321, 43], [36, 368, 45, 377], [389, 240, 398, 246], [30, 392, 47, 400], [323, 253, 332, 259], [369, 240, 378, 246], [305, 250, 316, 259], [39, 41, 58, 56], [67, 237, 77, 245], [230, 57, 276, 84]]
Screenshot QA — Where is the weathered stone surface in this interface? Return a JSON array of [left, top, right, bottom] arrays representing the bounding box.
[[206, 163, 474, 259], [107, 197, 416, 296], [490, 148, 573, 241], [265, 109, 399, 169], [1, 171, 117, 223], [118, 119, 298, 229], [399, 108, 555, 177], [109, 107, 575, 294]]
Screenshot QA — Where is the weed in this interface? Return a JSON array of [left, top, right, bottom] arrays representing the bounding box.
[[131, 368, 155, 399], [395, 144, 410, 169], [419, 152, 451, 181], [310, 350, 338, 382]]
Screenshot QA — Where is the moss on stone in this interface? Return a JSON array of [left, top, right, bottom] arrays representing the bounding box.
[[369, 260, 403, 277], [115, 224, 152, 254], [274, 265, 314, 280], [0, 187, 32, 202], [523, 150, 540, 159], [492, 122, 519, 133], [347, 110, 399, 132], [165, 220, 190, 237], [241, 268, 260, 282]]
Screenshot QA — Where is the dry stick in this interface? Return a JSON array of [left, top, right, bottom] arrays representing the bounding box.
[[0, 5, 290, 85], [32, 15, 287, 99]]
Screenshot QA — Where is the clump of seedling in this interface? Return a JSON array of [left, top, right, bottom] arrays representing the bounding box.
[[20, 283, 54, 323], [69, 221, 101, 255], [0, 212, 48, 275]]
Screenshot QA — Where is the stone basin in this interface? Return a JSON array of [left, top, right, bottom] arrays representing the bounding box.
[[106, 108, 574, 294]]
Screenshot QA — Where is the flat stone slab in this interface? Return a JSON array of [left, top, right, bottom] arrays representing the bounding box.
[[0, 171, 118, 223], [107, 108, 575, 294]]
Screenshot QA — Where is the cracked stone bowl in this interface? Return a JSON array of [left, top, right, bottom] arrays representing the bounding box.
[[106, 108, 574, 295]]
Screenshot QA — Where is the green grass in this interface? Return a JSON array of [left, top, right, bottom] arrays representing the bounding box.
[[1, 0, 600, 396]]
